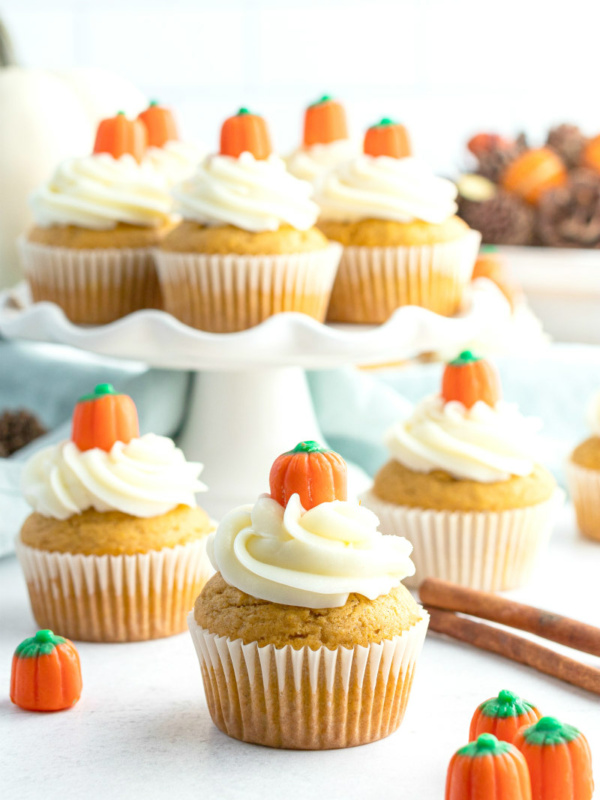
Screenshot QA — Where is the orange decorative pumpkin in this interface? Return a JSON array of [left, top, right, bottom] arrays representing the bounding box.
[[269, 441, 347, 510], [303, 95, 348, 147], [10, 630, 82, 712], [581, 134, 600, 176], [93, 111, 147, 163], [446, 733, 532, 800], [467, 132, 512, 158], [138, 100, 179, 148], [513, 717, 594, 800], [71, 383, 139, 452], [220, 108, 272, 160], [363, 118, 411, 159], [472, 247, 521, 310], [470, 690, 542, 744], [441, 351, 501, 409], [501, 147, 567, 205]]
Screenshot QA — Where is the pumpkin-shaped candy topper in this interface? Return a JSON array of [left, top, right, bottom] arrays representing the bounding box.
[[10, 630, 82, 712], [513, 717, 594, 800], [501, 147, 567, 205], [269, 440, 347, 510], [446, 733, 532, 800], [220, 108, 272, 160], [363, 117, 411, 159], [71, 383, 139, 453], [470, 690, 542, 744], [441, 350, 501, 409], [137, 100, 179, 148], [93, 111, 147, 163], [303, 95, 348, 148]]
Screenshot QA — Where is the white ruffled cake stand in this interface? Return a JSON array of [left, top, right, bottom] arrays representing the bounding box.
[[0, 279, 510, 518]]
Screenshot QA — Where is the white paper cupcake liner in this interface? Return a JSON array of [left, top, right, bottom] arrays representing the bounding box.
[[188, 610, 428, 750], [326, 229, 481, 323], [566, 460, 600, 542], [154, 242, 342, 332], [16, 536, 214, 642], [361, 490, 564, 591], [19, 237, 162, 324]]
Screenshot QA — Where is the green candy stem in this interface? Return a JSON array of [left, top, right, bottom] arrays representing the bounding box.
[[15, 630, 66, 658], [310, 94, 333, 106], [237, 107, 251, 116], [78, 383, 118, 403], [116, 110, 125, 116], [374, 117, 398, 127], [288, 440, 327, 455], [457, 733, 511, 758], [448, 349, 482, 367], [523, 717, 581, 746], [149, 99, 159, 107], [480, 244, 498, 254], [480, 689, 535, 718]]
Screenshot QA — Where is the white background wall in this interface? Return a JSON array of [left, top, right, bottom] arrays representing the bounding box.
[[1, 0, 599, 174]]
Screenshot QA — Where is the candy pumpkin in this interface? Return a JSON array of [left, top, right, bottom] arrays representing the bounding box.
[[269, 441, 347, 510], [581, 134, 600, 176], [446, 733, 532, 800], [513, 717, 594, 800], [471, 247, 520, 310], [220, 108, 272, 160], [364, 118, 411, 159], [71, 383, 139, 452], [470, 690, 542, 744], [10, 630, 82, 712], [303, 95, 348, 147], [138, 100, 179, 148], [467, 132, 512, 159], [93, 111, 147, 163], [501, 147, 567, 205], [441, 351, 501, 409]]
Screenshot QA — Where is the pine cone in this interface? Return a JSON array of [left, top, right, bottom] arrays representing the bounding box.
[[0, 409, 47, 457], [546, 124, 588, 170], [458, 187, 535, 246], [537, 169, 600, 248], [474, 134, 528, 183]]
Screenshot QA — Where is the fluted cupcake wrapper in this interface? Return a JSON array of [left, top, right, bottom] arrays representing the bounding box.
[[361, 490, 564, 592], [154, 243, 342, 332], [18, 237, 162, 324], [326, 230, 481, 323], [566, 460, 600, 542], [188, 611, 429, 750], [16, 537, 214, 643]]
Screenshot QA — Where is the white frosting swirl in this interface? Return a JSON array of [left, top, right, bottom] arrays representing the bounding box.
[[22, 434, 206, 520], [316, 155, 458, 224], [208, 493, 415, 609], [173, 152, 319, 232], [144, 140, 205, 187], [30, 154, 173, 230], [286, 139, 358, 185], [385, 395, 541, 483], [587, 390, 600, 437]]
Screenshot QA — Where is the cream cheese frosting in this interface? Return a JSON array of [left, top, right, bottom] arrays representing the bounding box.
[[315, 154, 458, 224], [30, 153, 173, 230], [208, 493, 415, 609], [21, 433, 206, 520], [144, 140, 205, 187], [587, 390, 600, 437], [385, 395, 541, 483], [286, 139, 358, 185], [172, 151, 319, 232]]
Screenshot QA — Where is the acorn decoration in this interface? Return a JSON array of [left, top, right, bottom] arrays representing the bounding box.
[[220, 108, 272, 160], [138, 100, 179, 148], [93, 111, 147, 163], [303, 95, 348, 147], [446, 733, 532, 800], [363, 117, 411, 159], [441, 351, 501, 409], [269, 440, 347, 510], [71, 383, 139, 453], [469, 690, 542, 744]]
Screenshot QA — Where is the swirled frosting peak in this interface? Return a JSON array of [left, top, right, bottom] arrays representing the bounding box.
[[385, 395, 541, 483], [315, 155, 458, 224], [286, 139, 358, 185], [144, 140, 205, 187], [172, 152, 319, 232], [208, 493, 415, 608], [22, 433, 206, 520]]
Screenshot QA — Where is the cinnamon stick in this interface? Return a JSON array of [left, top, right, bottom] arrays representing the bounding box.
[[420, 578, 600, 657], [426, 608, 600, 696]]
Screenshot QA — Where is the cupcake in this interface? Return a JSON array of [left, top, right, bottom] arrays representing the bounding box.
[[362, 352, 560, 591], [16, 383, 214, 642], [566, 390, 600, 541], [286, 95, 357, 186], [156, 108, 341, 333], [188, 440, 428, 750], [21, 113, 173, 324], [139, 100, 205, 186], [316, 119, 481, 323]]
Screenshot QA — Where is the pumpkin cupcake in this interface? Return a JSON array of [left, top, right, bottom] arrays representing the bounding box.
[[155, 108, 341, 332], [139, 100, 205, 187], [20, 113, 173, 324], [316, 118, 480, 323], [566, 390, 600, 542], [16, 383, 214, 642], [188, 441, 428, 750], [362, 352, 561, 591]]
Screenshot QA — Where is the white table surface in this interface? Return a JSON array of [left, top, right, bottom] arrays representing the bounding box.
[[1, 504, 598, 800]]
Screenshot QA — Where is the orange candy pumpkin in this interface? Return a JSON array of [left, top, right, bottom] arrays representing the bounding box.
[[220, 108, 272, 160], [501, 147, 567, 205], [269, 440, 347, 510], [470, 690, 542, 744], [364, 118, 412, 159], [446, 733, 532, 800], [71, 383, 139, 453], [138, 100, 179, 148], [93, 112, 147, 163], [467, 132, 512, 159], [303, 95, 349, 147], [10, 630, 82, 712], [513, 717, 594, 800], [581, 134, 600, 176], [441, 351, 501, 409]]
